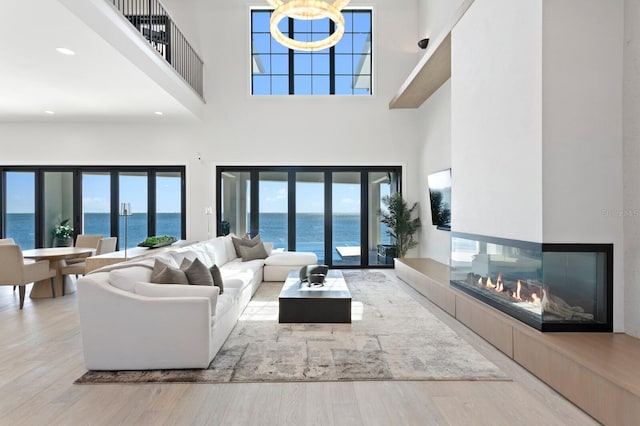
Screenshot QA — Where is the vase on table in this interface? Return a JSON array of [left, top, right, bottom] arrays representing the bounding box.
[[53, 237, 72, 247]]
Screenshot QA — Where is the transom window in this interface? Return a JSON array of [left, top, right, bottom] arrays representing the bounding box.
[[251, 9, 372, 95]]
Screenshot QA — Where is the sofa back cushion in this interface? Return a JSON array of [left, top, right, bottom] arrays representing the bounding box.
[[223, 236, 237, 262], [109, 266, 153, 292], [211, 238, 228, 266]]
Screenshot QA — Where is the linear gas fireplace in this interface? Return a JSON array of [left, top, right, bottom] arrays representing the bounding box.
[[450, 233, 613, 332]]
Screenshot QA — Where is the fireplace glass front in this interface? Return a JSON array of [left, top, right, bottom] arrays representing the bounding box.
[[450, 233, 612, 332]]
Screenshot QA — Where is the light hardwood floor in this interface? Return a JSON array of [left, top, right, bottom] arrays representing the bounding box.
[[0, 272, 597, 426]]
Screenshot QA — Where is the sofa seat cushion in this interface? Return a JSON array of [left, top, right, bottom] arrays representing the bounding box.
[[216, 288, 238, 318], [264, 252, 318, 266], [222, 277, 250, 292]]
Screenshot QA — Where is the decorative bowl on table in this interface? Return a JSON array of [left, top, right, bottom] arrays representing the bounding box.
[[137, 236, 177, 249]]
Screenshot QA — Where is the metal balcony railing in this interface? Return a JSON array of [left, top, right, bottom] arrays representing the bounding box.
[[109, 0, 204, 99]]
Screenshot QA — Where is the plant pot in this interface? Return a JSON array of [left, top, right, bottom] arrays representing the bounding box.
[[53, 237, 72, 247]]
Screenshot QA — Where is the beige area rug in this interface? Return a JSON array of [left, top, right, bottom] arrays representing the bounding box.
[[76, 271, 509, 384]]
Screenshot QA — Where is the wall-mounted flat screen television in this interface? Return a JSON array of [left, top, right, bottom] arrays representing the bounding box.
[[427, 168, 451, 231]]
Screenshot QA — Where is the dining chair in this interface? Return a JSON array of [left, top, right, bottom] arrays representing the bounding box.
[[0, 245, 56, 309], [65, 234, 103, 265], [1, 238, 20, 292], [61, 237, 118, 284]]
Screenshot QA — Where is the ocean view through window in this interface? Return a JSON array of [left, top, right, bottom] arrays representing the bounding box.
[[218, 166, 400, 268], [1, 166, 186, 249]]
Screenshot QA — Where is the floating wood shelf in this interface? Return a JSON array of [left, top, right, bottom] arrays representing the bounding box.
[[389, 0, 474, 109]]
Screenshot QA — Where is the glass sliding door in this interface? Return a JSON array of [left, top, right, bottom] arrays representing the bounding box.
[[220, 171, 251, 236], [82, 172, 111, 237], [119, 172, 148, 249], [296, 172, 324, 263], [332, 172, 361, 266], [216, 166, 401, 268], [259, 171, 288, 250], [5, 172, 36, 249], [156, 171, 182, 238], [369, 171, 396, 265]]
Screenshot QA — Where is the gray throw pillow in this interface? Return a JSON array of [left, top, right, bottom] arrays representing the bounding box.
[[180, 257, 214, 286], [239, 242, 269, 261], [209, 264, 224, 294], [232, 234, 262, 257], [151, 258, 189, 285]]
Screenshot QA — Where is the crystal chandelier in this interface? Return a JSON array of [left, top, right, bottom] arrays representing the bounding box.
[[267, 0, 351, 51]]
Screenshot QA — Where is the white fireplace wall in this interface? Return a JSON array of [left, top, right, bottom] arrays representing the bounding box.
[[450, 0, 624, 332], [451, 0, 544, 243], [541, 0, 624, 332], [623, 0, 640, 339]]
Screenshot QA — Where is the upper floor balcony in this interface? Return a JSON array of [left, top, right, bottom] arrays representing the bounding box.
[[0, 0, 205, 122]]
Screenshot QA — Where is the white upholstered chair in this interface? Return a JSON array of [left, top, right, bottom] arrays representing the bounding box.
[[0, 245, 56, 309], [61, 237, 118, 280]]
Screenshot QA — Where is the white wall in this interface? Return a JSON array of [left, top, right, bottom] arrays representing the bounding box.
[[417, 0, 463, 59], [624, 0, 640, 338], [451, 0, 543, 242], [542, 0, 624, 332], [417, 79, 451, 265], [0, 1, 423, 244]]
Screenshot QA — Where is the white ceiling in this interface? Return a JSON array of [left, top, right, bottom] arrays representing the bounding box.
[[0, 0, 201, 123]]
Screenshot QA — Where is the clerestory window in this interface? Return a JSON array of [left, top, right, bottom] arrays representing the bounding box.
[[251, 9, 372, 95]]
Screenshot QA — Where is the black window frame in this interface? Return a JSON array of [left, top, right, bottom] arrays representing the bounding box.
[[216, 165, 401, 269], [250, 8, 373, 96], [0, 165, 186, 249]]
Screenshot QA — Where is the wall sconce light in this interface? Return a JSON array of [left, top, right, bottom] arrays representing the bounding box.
[[418, 38, 429, 49]]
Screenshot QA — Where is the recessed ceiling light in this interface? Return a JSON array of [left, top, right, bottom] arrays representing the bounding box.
[[56, 47, 75, 56], [154, 111, 164, 116], [44, 110, 55, 115]]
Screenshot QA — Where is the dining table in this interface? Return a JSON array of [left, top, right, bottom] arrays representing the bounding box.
[[22, 247, 95, 298]]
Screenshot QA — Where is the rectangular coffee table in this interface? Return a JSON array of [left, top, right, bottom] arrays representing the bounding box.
[[279, 269, 351, 323]]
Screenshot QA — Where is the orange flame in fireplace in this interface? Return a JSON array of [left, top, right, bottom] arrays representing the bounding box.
[[515, 280, 522, 300], [486, 276, 495, 289]]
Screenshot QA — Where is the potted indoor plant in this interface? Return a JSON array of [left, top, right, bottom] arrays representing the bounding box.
[[53, 219, 74, 247], [378, 192, 421, 258]]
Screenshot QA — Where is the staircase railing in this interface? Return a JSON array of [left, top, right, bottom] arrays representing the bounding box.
[[108, 0, 204, 99]]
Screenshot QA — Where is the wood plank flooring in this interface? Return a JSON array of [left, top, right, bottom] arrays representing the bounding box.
[[0, 273, 597, 425]]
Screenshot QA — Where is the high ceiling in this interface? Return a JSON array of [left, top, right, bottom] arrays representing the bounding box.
[[0, 0, 201, 123]]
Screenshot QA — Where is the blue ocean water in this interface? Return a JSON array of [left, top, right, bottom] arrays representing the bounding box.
[[5, 213, 181, 250], [6, 212, 390, 260], [259, 212, 390, 262]]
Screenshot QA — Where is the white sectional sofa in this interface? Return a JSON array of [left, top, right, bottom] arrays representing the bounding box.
[[77, 235, 316, 370]]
